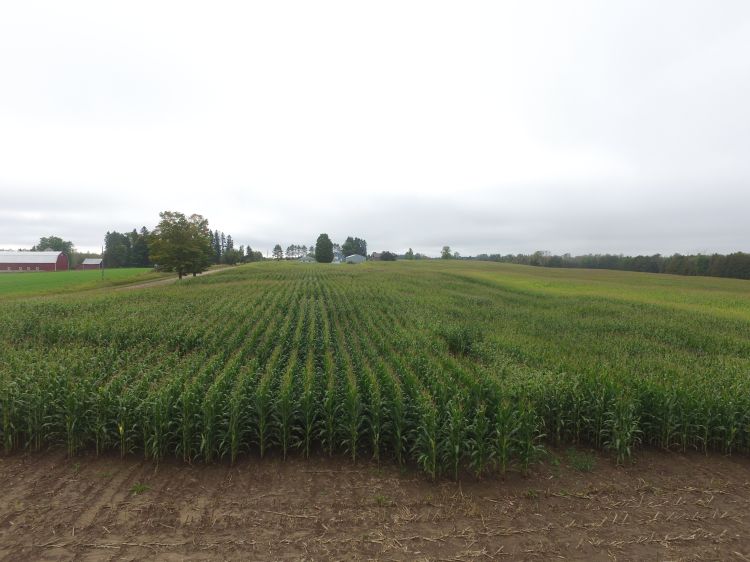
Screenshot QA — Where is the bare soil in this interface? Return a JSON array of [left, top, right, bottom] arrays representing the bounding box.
[[1, 450, 749, 561]]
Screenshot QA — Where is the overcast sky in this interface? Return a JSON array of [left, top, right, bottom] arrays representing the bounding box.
[[1, 1, 748, 256]]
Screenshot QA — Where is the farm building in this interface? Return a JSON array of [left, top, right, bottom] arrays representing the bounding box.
[[345, 254, 366, 264], [0, 251, 68, 272], [78, 258, 103, 270], [297, 255, 316, 263]]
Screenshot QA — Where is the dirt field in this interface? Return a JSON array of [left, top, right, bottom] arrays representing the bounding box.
[[1, 450, 748, 561]]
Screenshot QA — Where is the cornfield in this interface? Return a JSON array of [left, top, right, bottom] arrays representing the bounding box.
[[1, 261, 749, 478]]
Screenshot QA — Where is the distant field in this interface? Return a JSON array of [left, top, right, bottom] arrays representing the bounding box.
[[0, 268, 166, 298], [1, 261, 749, 478]]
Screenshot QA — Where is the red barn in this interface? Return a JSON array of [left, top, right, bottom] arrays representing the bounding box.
[[0, 251, 68, 272]]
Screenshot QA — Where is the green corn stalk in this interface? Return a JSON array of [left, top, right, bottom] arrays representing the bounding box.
[[340, 361, 362, 462], [200, 379, 221, 462], [602, 394, 641, 465], [368, 374, 383, 464], [299, 355, 317, 458], [299, 307, 318, 458], [415, 392, 438, 480], [321, 351, 337, 456], [467, 402, 492, 478], [587, 380, 610, 449], [719, 399, 739, 455], [255, 367, 274, 458], [515, 399, 544, 476], [226, 363, 255, 464], [1, 378, 16, 454], [494, 399, 516, 474], [390, 376, 406, 466], [276, 365, 296, 460], [659, 389, 679, 451], [441, 397, 466, 481]]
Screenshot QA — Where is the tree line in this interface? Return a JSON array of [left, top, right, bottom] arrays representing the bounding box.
[[103, 229, 151, 267], [472, 251, 750, 280], [26, 223, 749, 281], [209, 230, 263, 265], [103, 225, 264, 268], [271, 235, 368, 261], [136, 213, 374, 277], [403, 248, 429, 260], [104, 219, 372, 273]]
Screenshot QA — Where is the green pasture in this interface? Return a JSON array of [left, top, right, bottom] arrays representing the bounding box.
[[0, 268, 166, 299]]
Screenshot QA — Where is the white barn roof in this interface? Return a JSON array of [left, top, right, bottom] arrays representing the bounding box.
[[0, 251, 62, 264], [345, 254, 366, 263], [81, 258, 103, 265]]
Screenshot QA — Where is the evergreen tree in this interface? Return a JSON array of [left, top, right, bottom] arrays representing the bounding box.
[[213, 230, 221, 263], [223, 248, 243, 265], [272, 244, 284, 260], [315, 233, 334, 263], [133, 226, 151, 266], [103, 231, 130, 267]]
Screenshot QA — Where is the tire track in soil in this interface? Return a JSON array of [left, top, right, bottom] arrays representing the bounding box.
[[1, 450, 749, 561], [73, 459, 145, 530], [142, 462, 193, 530], [174, 465, 214, 528], [0, 452, 78, 531], [197, 465, 234, 531], [68, 461, 188, 562], [108, 461, 167, 531]]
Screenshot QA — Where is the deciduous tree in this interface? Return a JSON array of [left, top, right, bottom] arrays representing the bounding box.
[[149, 211, 214, 279], [32, 236, 74, 256], [342, 236, 368, 257]]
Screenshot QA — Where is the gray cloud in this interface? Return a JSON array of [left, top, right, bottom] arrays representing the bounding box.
[[1, 1, 749, 257]]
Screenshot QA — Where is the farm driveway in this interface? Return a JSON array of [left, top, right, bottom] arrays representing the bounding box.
[[116, 266, 231, 291]]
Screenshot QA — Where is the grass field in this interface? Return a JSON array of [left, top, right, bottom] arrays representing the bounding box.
[[1, 261, 749, 478], [0, 268, 167, 299]]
